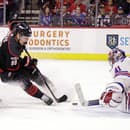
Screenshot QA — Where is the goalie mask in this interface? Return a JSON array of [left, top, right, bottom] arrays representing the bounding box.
[[108, 48, 126, 66]]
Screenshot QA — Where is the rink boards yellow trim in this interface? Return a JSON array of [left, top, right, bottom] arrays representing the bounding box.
[[23, 52, 108, 60]]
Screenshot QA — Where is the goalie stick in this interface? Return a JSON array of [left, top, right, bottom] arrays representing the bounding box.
[[75, 83, 100, 106], [24, 47, 67, 103]]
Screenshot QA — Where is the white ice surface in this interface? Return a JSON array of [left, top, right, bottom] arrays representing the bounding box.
[[0, 60, 130, 130]]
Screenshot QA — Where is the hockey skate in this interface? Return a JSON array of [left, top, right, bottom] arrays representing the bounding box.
[[41, 93, 53, 105]]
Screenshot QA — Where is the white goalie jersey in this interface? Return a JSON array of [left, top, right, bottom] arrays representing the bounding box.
[[110, 57, 130, 113], [111, 57, 130, 90], [101, 48, 130, 113]]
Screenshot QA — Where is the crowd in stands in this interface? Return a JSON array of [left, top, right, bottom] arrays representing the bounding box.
[[0, 0, 24, 24], [0, 0, 130, 27], [38, 0, 130, 27]]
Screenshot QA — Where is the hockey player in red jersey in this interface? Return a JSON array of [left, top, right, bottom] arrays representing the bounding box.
[[100, 48, 130, 112], [0, 22, 54, 105]]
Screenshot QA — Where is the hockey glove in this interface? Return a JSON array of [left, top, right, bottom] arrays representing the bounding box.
[[0, 71, 16, 82], [22, 56, 38, 67]]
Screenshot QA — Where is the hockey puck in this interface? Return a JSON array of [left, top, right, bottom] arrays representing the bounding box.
[[72, 102, 78, 105]]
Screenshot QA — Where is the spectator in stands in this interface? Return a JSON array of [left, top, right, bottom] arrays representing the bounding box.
[[51, 4, 73, 26], [69, 0, 87, 13], [55, 0, 61, 10], [51, 6, 60, 26], [71, 6, 86, 26], [104, 0, 117, 17], [55, 0, 74, 12], [97, 4, 111, 27], [114, 6, 127, 25], [64, 0, 74, 9], [86, 4, 95, 26], [39, 5, 52, 26], [55, 0, 73, 8], [37, 0, 56, 12], [118, 0, 130, 15], [62, 4, 73, 26]]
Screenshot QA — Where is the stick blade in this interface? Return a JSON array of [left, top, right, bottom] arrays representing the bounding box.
[[87, 99, 100, 106], [58, 95, 68, 102]]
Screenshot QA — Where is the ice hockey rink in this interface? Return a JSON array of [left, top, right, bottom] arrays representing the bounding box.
[[0, 60, 130, 130]]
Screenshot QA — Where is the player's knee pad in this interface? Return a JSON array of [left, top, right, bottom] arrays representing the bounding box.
[[100, 82, 125, 108]]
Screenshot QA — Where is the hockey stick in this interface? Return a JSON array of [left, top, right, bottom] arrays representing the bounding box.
[[75, 83, 100, 106], [24, 47, 67, 103]]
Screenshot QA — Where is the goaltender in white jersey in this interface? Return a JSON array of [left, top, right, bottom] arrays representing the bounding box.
[[100, 48, 130, 113]]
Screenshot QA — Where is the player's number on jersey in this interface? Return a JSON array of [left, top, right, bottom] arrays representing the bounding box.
[[11, 57, 19, 66]]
